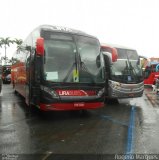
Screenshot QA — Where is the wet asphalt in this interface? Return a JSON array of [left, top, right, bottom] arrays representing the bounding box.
[[0, 84, 159, 159]]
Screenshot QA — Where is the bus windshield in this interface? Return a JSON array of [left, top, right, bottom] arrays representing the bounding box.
[[110, 48, 143, 83], [43, 32, 104, 83]]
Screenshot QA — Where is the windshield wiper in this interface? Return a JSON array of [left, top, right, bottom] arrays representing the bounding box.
[[80, 61, 92, 75], [123, 60, 138, 82], [129, 61, 141, 82], [63, 43, 79, 82]]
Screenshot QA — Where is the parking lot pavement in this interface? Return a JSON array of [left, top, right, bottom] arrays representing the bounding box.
[[1, 84, 159, 157]]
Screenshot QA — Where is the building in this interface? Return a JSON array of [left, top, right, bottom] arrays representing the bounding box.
[[150, 57, 159, 62]]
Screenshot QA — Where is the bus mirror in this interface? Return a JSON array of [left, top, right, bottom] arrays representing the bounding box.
[[96, 55, 101, 68], [100, 45, 118, 63], [36, 38, 44, 56], [111, 48, 118, 62]]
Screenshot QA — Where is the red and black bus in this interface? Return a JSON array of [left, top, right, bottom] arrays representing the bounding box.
[[11, 25, 106, 111]]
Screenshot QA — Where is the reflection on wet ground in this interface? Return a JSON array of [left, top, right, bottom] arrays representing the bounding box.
[[134, 86, 159, 153], [0, 85, 159, 155], [0, 85, 132, 154]]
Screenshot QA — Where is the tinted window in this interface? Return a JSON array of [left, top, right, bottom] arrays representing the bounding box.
[[44, 36, 76, 82], [117, 48, 138, 60], [43, 32, 105, 83]]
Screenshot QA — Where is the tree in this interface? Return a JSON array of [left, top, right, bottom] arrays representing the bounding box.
[[0, 37, 14, 65], [13, 38, 23, 49]]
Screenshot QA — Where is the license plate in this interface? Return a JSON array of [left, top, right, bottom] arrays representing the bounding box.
[[129, 93, 134, 97], [74, 102, 85, 107]]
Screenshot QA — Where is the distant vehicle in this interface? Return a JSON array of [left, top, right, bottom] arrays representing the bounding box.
[[138, 55, 148, 70], [101, 44, 144, 99], [4, 74, 11, 84], [2, 65, 11, 84], [144, 62, 159, 85], [11, 25, 106, 111]]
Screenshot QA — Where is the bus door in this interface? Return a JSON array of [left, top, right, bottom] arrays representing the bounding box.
[[101, 45, 118, 96], [25, 38, 44, 106]]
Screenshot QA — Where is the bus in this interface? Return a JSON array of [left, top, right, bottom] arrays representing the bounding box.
[[2, 65, 11, 84], [101, 44, 144, 99], [11, 25, 106, 111], [144, 62, 159, 85]]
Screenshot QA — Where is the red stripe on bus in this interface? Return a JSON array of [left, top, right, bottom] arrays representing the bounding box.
[[39, 102, 104, 111]]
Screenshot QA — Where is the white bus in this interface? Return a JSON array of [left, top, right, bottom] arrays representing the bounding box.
[[101, 44, 144, 99]]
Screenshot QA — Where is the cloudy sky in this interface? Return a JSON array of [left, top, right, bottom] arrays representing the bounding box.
[[0, 0, 159, 59]]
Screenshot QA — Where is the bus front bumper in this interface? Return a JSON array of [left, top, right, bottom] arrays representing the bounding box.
[[38, 102, 104, 111]]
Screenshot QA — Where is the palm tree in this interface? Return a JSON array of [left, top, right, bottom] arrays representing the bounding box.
[[13, 38, 23, 49], [0, 37, 14, 64]]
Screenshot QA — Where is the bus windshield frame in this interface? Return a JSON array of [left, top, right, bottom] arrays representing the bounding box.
[[42, 31, 105, 84], [110, 48, 143, 84]]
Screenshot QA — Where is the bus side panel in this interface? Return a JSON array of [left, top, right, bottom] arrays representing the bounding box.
[[12, 62, 26, 97], [12, 49, 28, 99], [144, 72, 159, 85]]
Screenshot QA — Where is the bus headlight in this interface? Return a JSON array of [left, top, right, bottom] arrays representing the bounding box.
[[42, 86, 58, 98], [97, 88, 105, 96], [109, 81, 121, 89]]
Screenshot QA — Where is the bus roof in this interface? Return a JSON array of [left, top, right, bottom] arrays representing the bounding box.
[[35, 25, 97, 39], [101, 43, 136, 51]]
